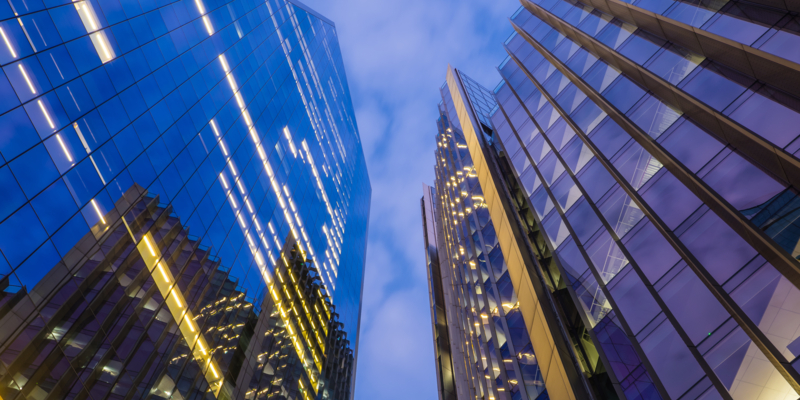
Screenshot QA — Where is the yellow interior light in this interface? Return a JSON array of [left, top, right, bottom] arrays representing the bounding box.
[[157, 262, 169, 282], [210, 364, 219, 379], [91, 199, 105, 224], [173, 290, 183, 308], [143, 236, 156, 257]]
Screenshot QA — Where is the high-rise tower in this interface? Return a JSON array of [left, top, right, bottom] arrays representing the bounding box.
[[423, 1, 800, 398], [0, 0, 370, 398]]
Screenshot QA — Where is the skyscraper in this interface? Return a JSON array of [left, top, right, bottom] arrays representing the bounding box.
[[0, 0, 370, 398], [423, 1, 800, 399]]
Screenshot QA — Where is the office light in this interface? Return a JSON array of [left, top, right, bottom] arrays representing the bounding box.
[[38, 100, 55, 129], [19, 64, 35, 94], [0, 27, 16, 58]]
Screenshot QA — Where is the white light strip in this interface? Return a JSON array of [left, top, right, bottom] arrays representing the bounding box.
[[74, 123, 107, 184], [173, 289, 182, 308], [55, 133, 72, 162], [194, 0, 206, 13], [158, 262, 170, 282], [73, 1, 99, 31], [210, 119, 221, 137], [283, 126, 297, 157], [38, 100, 54, 129], [19, 64, 35, 94], [0, 27, 16, 58], [95, 33, 111, 59], [89, 31, 115, 63], [91, 198, 105, 224], [143, 236, 156, 257], [202, 16, 213, 36]]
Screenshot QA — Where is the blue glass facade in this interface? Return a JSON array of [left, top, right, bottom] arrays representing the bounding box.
[[425, 0, 800, 399], [0, 0, 370, 397]]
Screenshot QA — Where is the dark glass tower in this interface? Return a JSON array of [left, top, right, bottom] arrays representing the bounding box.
[[0, 0, 370, 398], [423, 1, 800, 398]]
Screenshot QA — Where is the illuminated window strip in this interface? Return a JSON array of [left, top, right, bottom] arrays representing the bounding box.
[[16, 19, 37, 53], [268, 1, 346, 230], [0, 27, 16, 58], [125, 231, 223, 397], [89, 31, 114, 63], [55, 133, 72, 162], [19, 64, 35, 94], [162, 18, 345, 391], [38, 100, 55, 129], [216, 54, 334, 296], [193, 0, 214, 36]]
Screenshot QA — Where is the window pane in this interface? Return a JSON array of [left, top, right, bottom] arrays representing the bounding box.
[[609, 266, 660, 334], [659, 263, 728, 344], [565, 197, 603, 244], [641, 171, 702, 229], [618, 29, 666, 65], [623, 221, 682, 283], [727, 89, 800, 148], [658, 119, 724, 172], [681, 64, 751, 111], [586, 230, 629, 283], [0, 205, 48, 267], [639, 319, 707, 398], [679, 210, 757, 284], [577, 158, 616, 201], [589, 118, 630, 160], [645, 44, 704, 85], [627, 95, 682, 139], [598, 185, 644, 238], [701, 151, 784, 210]]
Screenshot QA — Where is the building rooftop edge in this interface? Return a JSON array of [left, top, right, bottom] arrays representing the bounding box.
[[287, 0, 336, 28]]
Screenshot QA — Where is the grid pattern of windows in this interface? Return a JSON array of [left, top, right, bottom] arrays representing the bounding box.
[[0, 0, 370, 397], [466, 1, 800, 399], [0, 186, 355, 399], [424, 85, 549, 400], [460, 73, 497, 133]]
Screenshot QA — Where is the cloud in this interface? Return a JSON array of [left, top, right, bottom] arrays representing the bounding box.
[[298, 0, 521, 398]]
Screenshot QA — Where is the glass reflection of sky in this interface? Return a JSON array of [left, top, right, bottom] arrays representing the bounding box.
[[0, 0, 369, 348]]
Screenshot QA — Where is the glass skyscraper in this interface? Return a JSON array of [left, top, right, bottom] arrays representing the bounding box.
[[0, 0, 370, 398], [423, 1, 800, 399]]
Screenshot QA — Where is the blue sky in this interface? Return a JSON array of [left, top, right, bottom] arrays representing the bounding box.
[[299, 0, 520, 398]]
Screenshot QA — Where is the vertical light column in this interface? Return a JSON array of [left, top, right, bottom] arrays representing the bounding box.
[[191, 0, 278, 287], [131, 230, 223, 397], [72, 0, 115, 63]]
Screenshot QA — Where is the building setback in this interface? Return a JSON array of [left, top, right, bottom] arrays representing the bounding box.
[[423, 1, 800, 399], [0, 0, 370, 399]]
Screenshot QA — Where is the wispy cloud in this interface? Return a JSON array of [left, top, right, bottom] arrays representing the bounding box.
[[299, 0, 520, 398]]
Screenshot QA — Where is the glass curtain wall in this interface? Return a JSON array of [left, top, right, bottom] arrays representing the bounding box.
[[0, 0, 370, 398], [466, 0, 800, 399]]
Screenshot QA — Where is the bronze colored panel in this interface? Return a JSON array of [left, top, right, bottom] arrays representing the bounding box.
[[521, 0, 800, 200], [579, 0, 800, 99], [694, 32, 756, 76]]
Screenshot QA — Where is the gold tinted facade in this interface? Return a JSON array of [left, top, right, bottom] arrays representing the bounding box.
[[445, 67, 584, 400]]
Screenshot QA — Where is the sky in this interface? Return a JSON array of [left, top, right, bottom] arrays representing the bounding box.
[[297, 0, 521, 398]]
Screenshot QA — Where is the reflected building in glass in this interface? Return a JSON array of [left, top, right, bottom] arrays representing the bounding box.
[[423, 1, 800, 398], [0, 0, 370, 399]]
